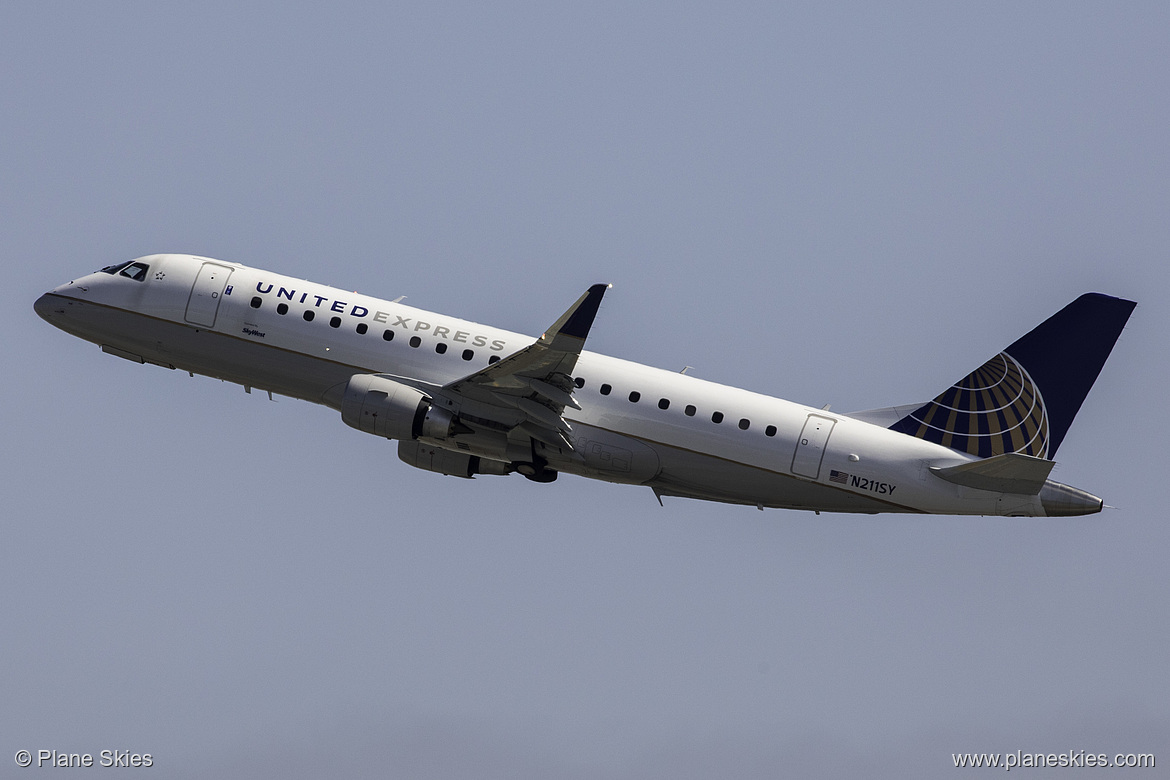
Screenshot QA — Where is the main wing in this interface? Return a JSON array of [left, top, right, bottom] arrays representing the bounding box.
[[430, 283, 609, 458]]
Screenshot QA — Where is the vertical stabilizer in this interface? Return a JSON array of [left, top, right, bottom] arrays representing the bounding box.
[[890, 293, 1135, 458]]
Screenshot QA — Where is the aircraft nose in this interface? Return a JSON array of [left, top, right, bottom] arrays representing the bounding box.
[[34, 292, 59, 322]]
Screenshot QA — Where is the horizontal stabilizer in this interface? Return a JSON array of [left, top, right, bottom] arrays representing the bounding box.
[[930, 453, 1055, 495]]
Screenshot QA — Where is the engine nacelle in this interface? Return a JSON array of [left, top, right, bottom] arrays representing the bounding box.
[[341, 374, 458, 441], [398, 441, 513, 479]]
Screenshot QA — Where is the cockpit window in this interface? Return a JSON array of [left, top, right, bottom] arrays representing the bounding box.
[[119, 262, 150, 281], [98, 261, 150, 280]]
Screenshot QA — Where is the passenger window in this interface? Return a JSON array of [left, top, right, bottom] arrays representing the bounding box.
[[303, 310, 315, 322], [435, 343, 448, 354], [356, 323, 368, 335], [684, 405, 696, 416], [250, 297, 262, 309], [383, 330, 394, 341], [711, 411, 724, 424], [119, 262, 150, 281], [629, 391, 641, 403], [600, 383, 612, 396], [738, 418, 750, 430], [329, 316, 342, 328], [277, 303, 289, 315], [409, 336, 421, 348], [765, 425, 777, 437], [488, 355, 501, 364], [658, 398, 670, 410], [574, 377, 585, 389], [462, 349, 474, 361]]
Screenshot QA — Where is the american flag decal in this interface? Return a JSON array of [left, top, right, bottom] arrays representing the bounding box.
[[829, 470, 849, 485]]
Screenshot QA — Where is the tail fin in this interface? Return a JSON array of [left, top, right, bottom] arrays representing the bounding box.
[[889, 293, 1135, 458]]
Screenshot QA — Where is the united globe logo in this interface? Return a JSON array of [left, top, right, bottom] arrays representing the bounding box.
[[891, 352, 1050, 459]]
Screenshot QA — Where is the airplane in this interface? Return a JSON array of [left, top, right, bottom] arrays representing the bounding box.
[[34, 254, 1134, 516]]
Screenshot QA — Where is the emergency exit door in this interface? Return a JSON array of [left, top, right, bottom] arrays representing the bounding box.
[[185, 262, 233, 327], [791, 414, 836, 479]]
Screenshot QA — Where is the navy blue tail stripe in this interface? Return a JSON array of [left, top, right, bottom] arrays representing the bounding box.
[[891, 293, 1134, 458]]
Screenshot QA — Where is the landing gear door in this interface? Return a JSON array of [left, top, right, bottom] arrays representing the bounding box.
[[185, 262, 233, 328], [791, 414, 836, 479]]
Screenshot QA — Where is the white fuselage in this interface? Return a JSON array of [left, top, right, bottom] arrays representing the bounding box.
[[36, 254, 1065, 515]]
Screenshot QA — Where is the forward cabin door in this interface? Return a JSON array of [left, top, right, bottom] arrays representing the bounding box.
[[185, 262, 234, 327], [791, 414, 836, 479]]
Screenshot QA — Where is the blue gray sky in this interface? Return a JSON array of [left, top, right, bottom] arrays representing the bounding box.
[[4, 3, 1167, 777]]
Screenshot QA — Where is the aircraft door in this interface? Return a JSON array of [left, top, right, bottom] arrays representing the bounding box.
[[791, 414, 836, 479], [185, 262, 233, 327]]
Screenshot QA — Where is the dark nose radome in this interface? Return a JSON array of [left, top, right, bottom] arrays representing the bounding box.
[[34, 293, 59, 322]]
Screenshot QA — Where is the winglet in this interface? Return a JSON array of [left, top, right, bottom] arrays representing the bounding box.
[[541, 283, 609, 348]]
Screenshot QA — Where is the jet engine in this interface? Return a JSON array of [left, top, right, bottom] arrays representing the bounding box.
[[397, 440, 513, 479], [340, 373, 460, 441], [341, 374, 513, 479]]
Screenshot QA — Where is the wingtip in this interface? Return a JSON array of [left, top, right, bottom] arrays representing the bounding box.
[[558, 284, 608, 340]]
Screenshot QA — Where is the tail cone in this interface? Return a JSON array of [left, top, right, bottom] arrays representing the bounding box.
[[1039, 481, 1103, 516]]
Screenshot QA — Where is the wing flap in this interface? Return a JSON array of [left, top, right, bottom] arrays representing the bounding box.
[[524, 377, 581, 410]]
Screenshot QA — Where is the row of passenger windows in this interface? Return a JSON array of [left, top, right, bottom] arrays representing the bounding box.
[[250, 295, 501, 364], [572, 376, 778, 436], [249, 294, 770, 433]]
